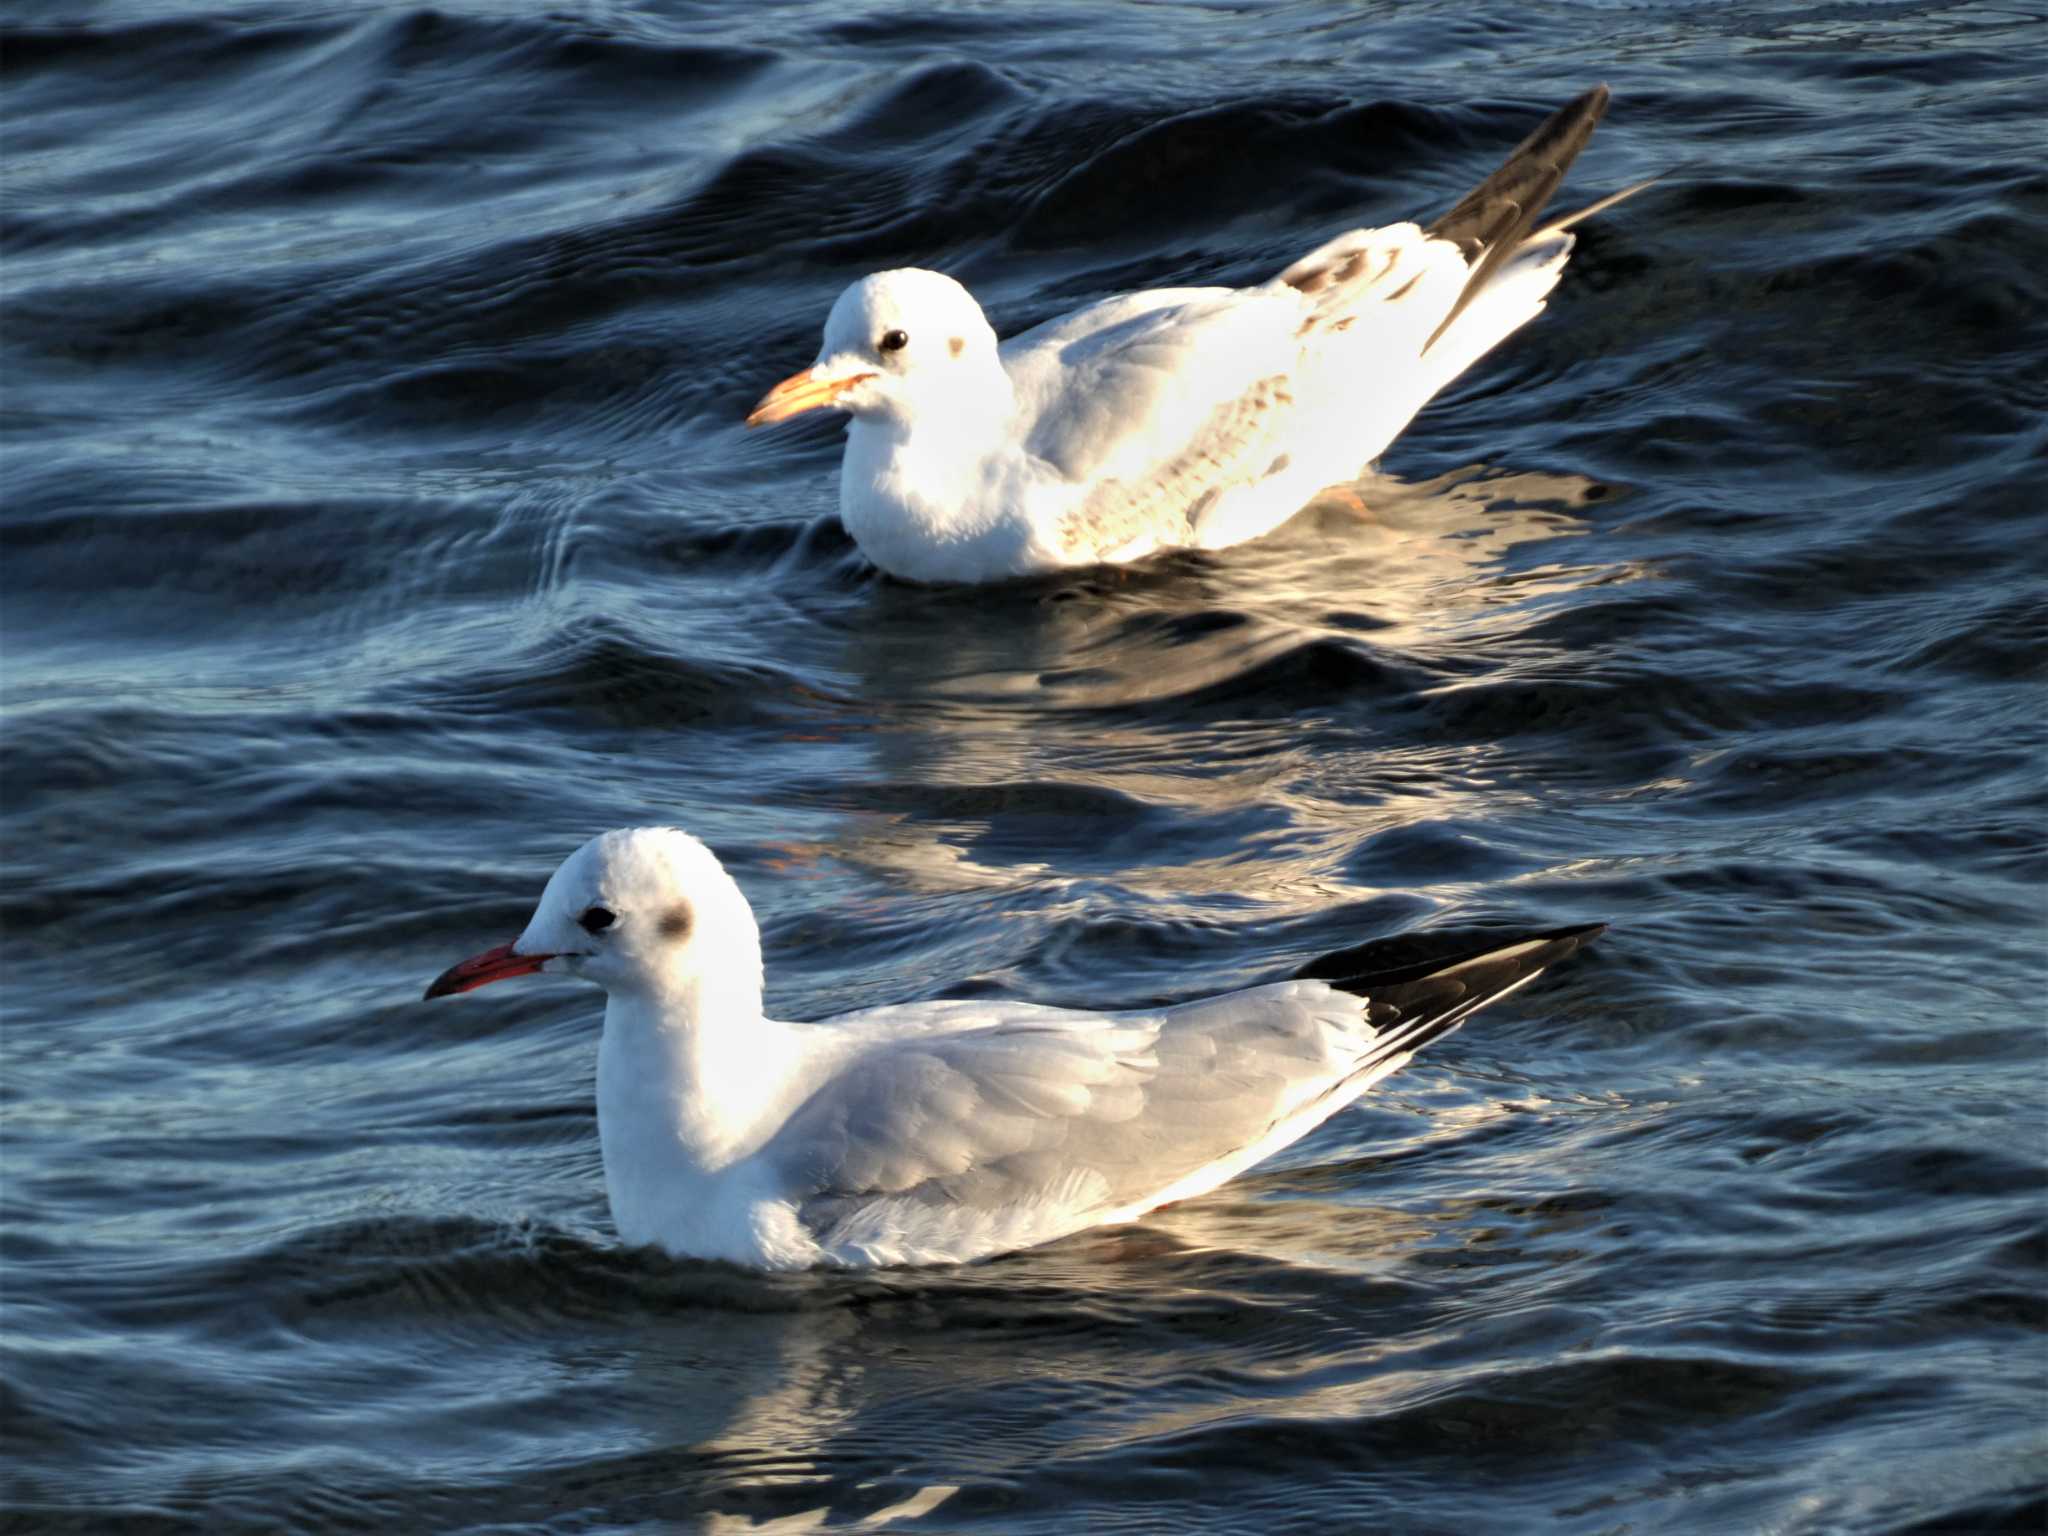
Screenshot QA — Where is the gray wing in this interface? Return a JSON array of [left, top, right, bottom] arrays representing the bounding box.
[[1002, 288, 1314, 560], [761, 981, 1389, 1264], [761, 923, 1603, 1265]]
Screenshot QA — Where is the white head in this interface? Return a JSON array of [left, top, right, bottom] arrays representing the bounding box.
[[424, 827, 764, 1011], [746, 268, 1005, 431]]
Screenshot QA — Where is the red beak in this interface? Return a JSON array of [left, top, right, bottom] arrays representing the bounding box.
[[423, 941, 555, 1000]]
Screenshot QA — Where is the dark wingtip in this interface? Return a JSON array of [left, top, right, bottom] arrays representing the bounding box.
[[1294, 920, 1606, 993], [1426, 86, 1612, 244], [1420, 86, 1621, 355], [1286, 920, 1604, 1071]]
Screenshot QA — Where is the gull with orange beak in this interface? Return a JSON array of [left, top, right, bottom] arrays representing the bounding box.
[[426, 827, 1602, 1271], [746, 85, 1654, 586], [746, 359, 877, 427]]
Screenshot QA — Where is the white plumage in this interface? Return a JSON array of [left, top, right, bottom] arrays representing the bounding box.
[[749, 86, 1650, 584], [425, 827, 1601, 1270]]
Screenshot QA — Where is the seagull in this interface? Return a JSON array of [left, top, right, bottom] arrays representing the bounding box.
[[425, 827, 1603, 1270], [747, 85, 1652, 585]]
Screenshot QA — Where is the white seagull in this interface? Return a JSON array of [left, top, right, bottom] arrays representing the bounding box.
[[425, 827, 1602, 1270], [748, 85, 1652, 585]]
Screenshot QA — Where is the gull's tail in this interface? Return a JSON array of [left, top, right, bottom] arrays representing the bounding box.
[[1423, 85, 1658, 354], [1297, 922, 1606, 1060]]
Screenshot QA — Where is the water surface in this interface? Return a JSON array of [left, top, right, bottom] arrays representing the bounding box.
[[4, 1, 2045, 1530]]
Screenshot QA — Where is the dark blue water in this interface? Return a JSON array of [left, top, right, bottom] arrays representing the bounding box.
[[5, 2, 2045, 1530]]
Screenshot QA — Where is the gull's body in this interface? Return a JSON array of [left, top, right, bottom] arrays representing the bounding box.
[[749, 86, 1650, 585], [427, 828, 1602, 1270]]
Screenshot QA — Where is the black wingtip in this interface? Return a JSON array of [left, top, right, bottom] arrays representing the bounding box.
[[1283, 921, 1603, 1074], [1294, 920, 1605, 994]]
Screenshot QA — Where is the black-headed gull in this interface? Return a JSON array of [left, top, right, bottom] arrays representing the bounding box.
[[748, 85, 1651, 585], [425, 827, 1602, 1269]]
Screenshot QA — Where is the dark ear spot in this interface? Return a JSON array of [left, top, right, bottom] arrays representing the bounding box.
[[658, 902, 694, 941], [949, 336, 964, 358]]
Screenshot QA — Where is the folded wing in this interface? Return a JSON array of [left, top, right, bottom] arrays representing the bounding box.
[[762, 921, 1601, 1266], [1001, 250, 1464, 561], [765, 982, 1379, 1264]]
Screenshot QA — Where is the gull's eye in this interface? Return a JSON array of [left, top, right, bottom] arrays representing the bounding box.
[[878, 329, 909, 354], [578, 906, 616, 935]]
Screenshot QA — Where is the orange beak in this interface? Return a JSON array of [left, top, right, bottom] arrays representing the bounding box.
[[746, 366, 876, 427]]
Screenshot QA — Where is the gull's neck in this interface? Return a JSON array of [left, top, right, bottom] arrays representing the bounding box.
[[594, 960, 806, 1248], [841, 361, 1024, 580]]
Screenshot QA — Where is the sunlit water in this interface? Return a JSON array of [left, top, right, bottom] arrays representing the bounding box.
[[4, 2, 2044, 1531]]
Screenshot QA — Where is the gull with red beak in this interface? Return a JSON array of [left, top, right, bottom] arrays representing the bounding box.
[[747, 86, 1653, 585], [426, 827, 1602, 1271]]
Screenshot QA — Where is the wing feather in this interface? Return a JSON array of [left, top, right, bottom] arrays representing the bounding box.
[[999, 288, 1315, 560], [765, 983, 1373, 1259], [764, 924, 1602, 1264], [1013, 223, 1502, 563]]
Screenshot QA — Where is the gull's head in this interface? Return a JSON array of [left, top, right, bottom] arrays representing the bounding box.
[[424, 827, 763, 1006], [747, 268, 1004, 429]]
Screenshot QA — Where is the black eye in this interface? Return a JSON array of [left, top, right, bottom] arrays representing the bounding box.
[[878, 329, 909, 354], [578, 906, 615, 935]]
